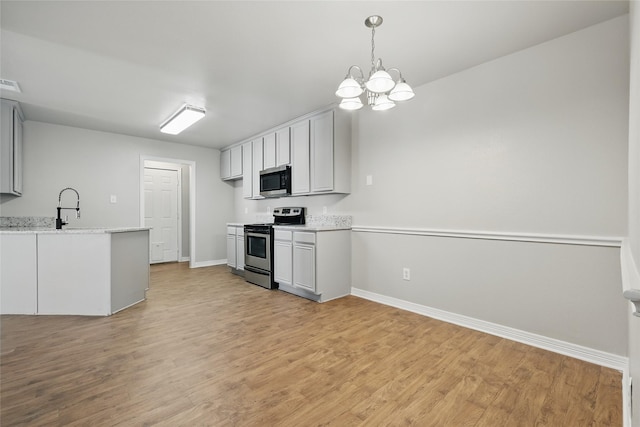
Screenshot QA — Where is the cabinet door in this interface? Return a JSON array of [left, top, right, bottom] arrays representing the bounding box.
[[1, 100, 23, 195], [252, 138, 264, 199], [263, 133, 276, 170], [0, 234, 37, 314], [310, 110, 334, 192], [227, 233, 237, 268], [230, 145, 243, 178], [276, 127, 290, 166], [274, 240, 292, 286], [12, 108, 22, 195], [236, 232, 245, 271], [220, 149, 231, 180], [291, 120, 310, 195], [293, 243, 315, 292], [242, 142, 252, 199]]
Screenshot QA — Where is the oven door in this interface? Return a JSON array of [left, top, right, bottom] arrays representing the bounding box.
[[245, 231, 271, 272]]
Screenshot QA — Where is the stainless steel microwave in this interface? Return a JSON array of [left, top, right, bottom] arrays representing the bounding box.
[[259, 165, 291, 197]]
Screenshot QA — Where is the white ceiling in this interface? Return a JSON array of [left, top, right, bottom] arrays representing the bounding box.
[[0, 1, 629, 150]]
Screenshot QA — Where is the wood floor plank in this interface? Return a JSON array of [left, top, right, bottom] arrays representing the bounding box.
[[1, 262, 622, 426]]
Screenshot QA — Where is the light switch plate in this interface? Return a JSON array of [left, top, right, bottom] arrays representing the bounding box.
[[110, 195, 117, 204], [366, 175, 373, 186]]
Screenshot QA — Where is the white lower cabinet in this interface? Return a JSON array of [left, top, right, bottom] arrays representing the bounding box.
[[293, 232, 316, 292], [274, 228, 350, 302], [226, 225, 244, 272], [226, 232, 237, 269], [236, 227, 245, 271], [0, 234, 37, 314], [274, 230, 293, 286]]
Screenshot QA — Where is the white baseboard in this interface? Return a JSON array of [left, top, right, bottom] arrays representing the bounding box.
[[179, 256, 190, 263], [351, 287, 628, 372], [190, 259, 227, 268]]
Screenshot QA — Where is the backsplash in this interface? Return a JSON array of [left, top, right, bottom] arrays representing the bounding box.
[[305, 215, 352, 228], [0, 216, 55, 228], [254, 213, 352, 228]]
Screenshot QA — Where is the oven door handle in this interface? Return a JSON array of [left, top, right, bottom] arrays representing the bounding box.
[[245, 265, 269, 276]]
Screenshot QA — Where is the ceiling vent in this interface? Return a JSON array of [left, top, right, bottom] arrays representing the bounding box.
[[0, 79, 21, 93]]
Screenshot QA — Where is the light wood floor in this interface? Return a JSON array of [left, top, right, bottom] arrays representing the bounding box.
[[1, 262, 622, 426]]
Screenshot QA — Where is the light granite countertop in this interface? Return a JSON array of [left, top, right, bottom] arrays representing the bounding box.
[[0, 227, 151, 234]]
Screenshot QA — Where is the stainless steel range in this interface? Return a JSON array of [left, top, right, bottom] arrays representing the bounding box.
[[244, 207, 305, 289]]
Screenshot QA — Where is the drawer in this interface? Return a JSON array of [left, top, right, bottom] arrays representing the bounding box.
[[274, 229, 292, 241], [236, 227, 244, 237], [294, 231, 315, 244], [227, 226, 237, 236]]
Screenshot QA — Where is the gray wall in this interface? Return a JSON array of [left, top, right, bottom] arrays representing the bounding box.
[[627, 3, 640, 424], [235, 17, 630, 356], [0, 122, 234, 264], [347, 15, 629, 356]]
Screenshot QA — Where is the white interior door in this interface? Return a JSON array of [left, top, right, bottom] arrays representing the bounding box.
[[144, 167, 179, 264]]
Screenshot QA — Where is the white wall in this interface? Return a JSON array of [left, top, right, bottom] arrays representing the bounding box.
[[627, 2, 640, 424], [0, 121, 235, 264]]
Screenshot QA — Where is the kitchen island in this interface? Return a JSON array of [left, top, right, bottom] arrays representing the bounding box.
[[0, 227, 150, 315]]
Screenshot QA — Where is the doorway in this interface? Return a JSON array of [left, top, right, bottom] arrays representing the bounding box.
[[144, 167, 179, 264], [140, 157, 195, 267]]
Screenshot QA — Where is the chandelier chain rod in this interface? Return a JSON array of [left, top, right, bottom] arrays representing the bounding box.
[[370, 25, 376, 73]]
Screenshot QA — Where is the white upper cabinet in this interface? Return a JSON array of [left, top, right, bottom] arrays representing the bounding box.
[[242, 142, 252, 199], [252, 138, 264, 199], [222, 106, 350, 196], [290, 108, 350, 196], [310, 110, 334, 193], [220, 149, 231, 179], [291, 119, 310, 195], [230, 145, 243, 178], [276, 127, 290, 166], [1, 100, 24, 195], [263, 133, 276, 170], [220, 145, 243, 181]]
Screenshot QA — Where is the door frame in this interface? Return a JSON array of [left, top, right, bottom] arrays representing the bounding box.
[[140, 155, 196, 268]]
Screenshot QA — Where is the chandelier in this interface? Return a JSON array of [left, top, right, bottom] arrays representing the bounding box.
[[335, 15, 415, 111]]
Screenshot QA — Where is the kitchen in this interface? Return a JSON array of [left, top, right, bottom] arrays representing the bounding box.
[[0, 1, 639, 425]]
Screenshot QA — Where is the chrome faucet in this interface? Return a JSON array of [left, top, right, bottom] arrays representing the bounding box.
[[56, 187, 80, 229]]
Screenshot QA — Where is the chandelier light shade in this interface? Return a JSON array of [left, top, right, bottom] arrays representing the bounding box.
[[389, 80, 416, 102], [160, 104, 206, 135], [335, 77, 364, 98], [339, 97, 364, 110], [336, 15, 415, 111]]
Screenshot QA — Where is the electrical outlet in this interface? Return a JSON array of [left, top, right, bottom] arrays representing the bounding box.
[[366, 175, 373, 186], [403, 268, 411, 281], [322, 206, 327, 214]]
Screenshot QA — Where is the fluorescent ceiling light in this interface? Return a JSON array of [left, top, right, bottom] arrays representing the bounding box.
[[0, 79, 21, 93], [160, 104, 205, 135]]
